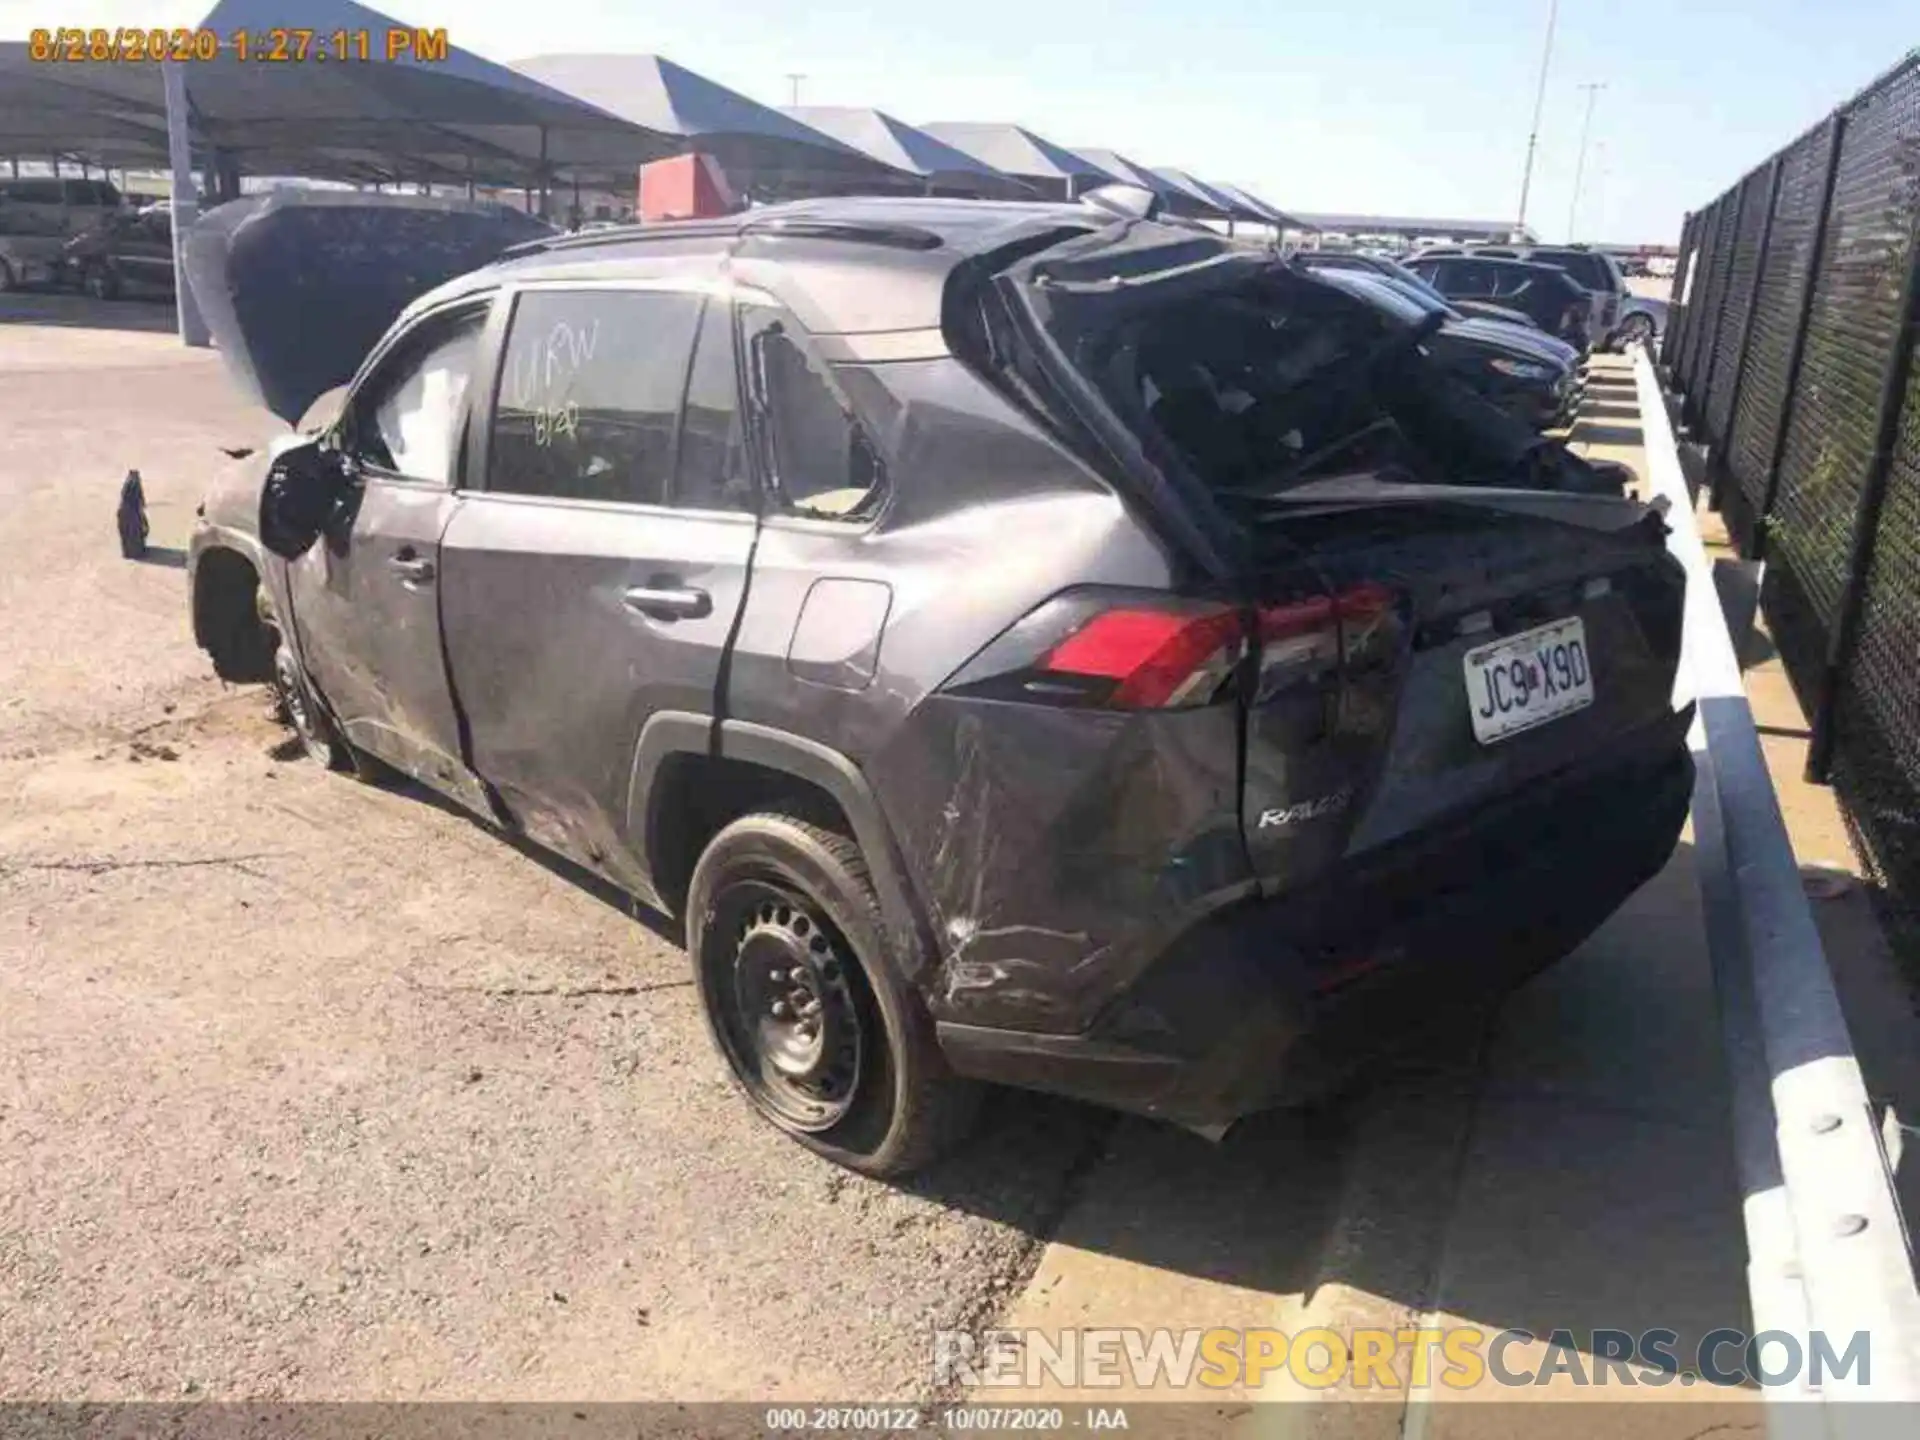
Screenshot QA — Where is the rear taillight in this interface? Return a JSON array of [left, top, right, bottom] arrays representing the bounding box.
[[1040, 606, 1245, 708], [940, 583, 1401, 712], [1252, 582, 1400, 698]]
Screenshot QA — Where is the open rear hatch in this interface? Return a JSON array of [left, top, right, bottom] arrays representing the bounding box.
[[987, 219, 1686, 904], [183, 191, 552, 423]]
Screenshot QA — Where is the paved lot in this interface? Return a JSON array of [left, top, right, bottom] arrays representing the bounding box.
[[0, 296, 1754, 1422]]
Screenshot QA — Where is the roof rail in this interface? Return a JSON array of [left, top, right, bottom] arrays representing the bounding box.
[[743, 217, 943, 250], [494, 213, 945, 264], [496, 218, 745, 260]]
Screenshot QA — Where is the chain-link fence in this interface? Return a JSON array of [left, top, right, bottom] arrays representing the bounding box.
[[1665, 49, 1920, 964]]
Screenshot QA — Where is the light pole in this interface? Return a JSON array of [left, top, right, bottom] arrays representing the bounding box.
[[1514, 0, 1561, 239], [786, 73, 805, 106], [1587, 141, 1609, 242], [1566, 81, 1606, 241]]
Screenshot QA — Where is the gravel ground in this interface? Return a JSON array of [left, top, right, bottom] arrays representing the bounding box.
[[0, 294, 1111, 1402]]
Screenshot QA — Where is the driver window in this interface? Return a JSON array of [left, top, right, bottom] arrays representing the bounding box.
[[347, 306, 487, 484]]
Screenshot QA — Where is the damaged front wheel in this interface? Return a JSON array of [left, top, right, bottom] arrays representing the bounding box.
[[686, 812, 980, 1177], [271, 642, 358, 774]]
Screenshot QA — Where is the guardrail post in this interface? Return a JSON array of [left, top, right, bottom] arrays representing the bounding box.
[[1753, 113, 1847, 562], [1805, 203, 1920, 783], [1708, 156, 1784, 512]]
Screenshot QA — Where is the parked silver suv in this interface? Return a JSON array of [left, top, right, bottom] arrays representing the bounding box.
[[1412, 244, 1630, 349]]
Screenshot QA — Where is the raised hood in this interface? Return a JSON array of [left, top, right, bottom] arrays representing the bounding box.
[[184, 191, 553, 423]]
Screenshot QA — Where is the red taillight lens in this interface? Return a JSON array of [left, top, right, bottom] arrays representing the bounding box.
[[1040, 606, 1246, 709], [939, 584, 1402, 712]]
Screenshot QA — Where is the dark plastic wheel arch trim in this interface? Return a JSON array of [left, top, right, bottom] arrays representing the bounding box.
[[625, 713, 931, 978]]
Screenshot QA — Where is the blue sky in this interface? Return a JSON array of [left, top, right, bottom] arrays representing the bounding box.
[[5, 1, 1915, 241]]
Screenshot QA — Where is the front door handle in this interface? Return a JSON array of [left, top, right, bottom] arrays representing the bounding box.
[[623, 584, 712, 621], [388, 554, 435, 584]]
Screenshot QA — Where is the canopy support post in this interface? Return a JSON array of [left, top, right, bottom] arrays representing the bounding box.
[[466, 154, 475, 201], [162, 60, 210, 349], [537, 127, 550, 220]]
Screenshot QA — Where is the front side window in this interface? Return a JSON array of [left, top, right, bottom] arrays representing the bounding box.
[[489, 288, 704, 506], [345, 305, 487, 484], [743, 305, 885, 521]]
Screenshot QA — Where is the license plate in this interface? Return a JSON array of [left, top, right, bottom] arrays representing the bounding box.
[[1464, 617, 1594, 744]]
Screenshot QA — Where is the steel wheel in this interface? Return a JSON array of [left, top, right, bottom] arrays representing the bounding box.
[[271, 642, 355, 772], [711, 882, 867, 1132]]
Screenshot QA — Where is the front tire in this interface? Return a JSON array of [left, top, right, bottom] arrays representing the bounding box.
[[271, 642, 357, 773], [687, 812, 980, 1177]]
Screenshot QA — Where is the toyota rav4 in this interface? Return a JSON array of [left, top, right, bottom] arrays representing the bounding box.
[[188, 190, 1692, 1176]]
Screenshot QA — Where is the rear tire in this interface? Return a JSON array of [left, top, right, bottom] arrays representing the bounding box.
[[1616, 312, 1656, 348], [82, 262, 120, 301], [687, 811, 980, 1177]]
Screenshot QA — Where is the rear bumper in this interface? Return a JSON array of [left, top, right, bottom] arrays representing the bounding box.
[[937, 705, 1695, 1128]]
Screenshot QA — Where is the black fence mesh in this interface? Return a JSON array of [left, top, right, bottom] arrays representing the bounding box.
[[1701, 165, 1772, 451], [1680, 196, 1729, 392], [1669, 50, 1920, 967], [1768, 65, 1919, 650], [1726, 120, 1838, 530], [1662, 212, 1700, 371], [1831, 356, 1920, 946]]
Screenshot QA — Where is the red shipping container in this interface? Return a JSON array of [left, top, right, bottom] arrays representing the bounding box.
[[636, 153, 739, 221]]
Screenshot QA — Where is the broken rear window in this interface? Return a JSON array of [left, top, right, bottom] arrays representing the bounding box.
[[1070, 268, 1409, 494]]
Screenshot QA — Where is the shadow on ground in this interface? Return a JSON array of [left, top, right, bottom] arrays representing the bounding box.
[[341, 729, 1750, 1363], [1571, 420, 1644, 448]]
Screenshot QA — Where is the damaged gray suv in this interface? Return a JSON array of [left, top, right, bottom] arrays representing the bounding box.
[[187, 190, 1692, 1176]]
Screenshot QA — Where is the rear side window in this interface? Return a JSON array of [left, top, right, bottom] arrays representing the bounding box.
[[1, 178, 65, 204], [742, 305, 885, 521], [1438, 259, 1497, 294], [64, 179, 116, 206], [1532, 251, 1612, 292], [489, 288, 703, 506]]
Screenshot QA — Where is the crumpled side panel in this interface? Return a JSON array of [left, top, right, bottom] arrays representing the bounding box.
[[866, 694, 1253, 1034]]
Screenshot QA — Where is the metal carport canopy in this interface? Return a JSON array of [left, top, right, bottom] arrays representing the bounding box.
[[510, 54, 915, 200], [0, 0, 681, 190], [1207, 181, 1308, 230], [916, 123, 1118, 200], [783, 107, 1033, 199]]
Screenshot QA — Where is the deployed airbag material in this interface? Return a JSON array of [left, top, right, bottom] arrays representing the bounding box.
[[184, 191, 552, 424]]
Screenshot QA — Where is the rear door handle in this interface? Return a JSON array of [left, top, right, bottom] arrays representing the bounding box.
[[623, 585, 712, 621], [388, 554, 435, 584]]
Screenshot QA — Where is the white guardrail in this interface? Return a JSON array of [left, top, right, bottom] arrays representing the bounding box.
[[1635, 347, 1920, 1431]]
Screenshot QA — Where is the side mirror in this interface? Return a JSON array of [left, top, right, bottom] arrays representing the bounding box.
[[259, 438, 354, 559]]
